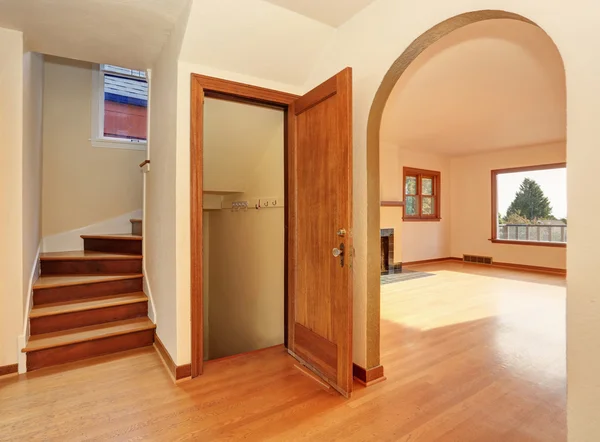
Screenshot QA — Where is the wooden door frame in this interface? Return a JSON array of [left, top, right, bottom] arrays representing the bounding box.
[[190, 74, 299, 377]]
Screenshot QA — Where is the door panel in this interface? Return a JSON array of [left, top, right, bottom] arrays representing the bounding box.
[[288, 68, 353, 397]]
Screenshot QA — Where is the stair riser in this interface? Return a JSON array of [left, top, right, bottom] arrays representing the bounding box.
[[26, 329, 155, 372], [34, 278, 143, 305], [131, 221, 142, 236], [41, 259, 142, 275], [30, 302, 148, 335], [84, 238, 142, 255]]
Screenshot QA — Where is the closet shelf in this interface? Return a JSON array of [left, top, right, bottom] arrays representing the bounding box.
[[203, 190, 243, 195]]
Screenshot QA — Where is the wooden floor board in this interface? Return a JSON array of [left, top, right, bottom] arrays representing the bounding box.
[[0, 262, 566, 441]]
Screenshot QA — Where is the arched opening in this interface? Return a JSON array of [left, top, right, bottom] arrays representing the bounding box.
[[366, 10, 566, 400]]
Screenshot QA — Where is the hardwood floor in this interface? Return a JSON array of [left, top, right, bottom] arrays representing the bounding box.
[[0, 262, 566, 441]]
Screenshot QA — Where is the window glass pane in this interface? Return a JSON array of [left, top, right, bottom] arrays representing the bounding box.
[[103, 74, 148, 141], [422, 177, 433, 195], [405, 196, 418, 216], [405, 176, 417, 195], [422, 196, 434, 215], [495, 167, 566, 243]]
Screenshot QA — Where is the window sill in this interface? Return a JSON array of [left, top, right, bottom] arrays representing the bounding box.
[[489, 239, 566, 248], [91, 137, 147, 151], [402, 218, 441, 222]]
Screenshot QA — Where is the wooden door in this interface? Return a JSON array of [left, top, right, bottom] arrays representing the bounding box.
[[287, 68, 353, 397]]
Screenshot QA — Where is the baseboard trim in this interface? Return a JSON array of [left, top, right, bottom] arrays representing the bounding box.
[[353, 363, 385, 386], [406, 256, 566, 275], [154, 333, 191, 382], [0, 364, 18, 377], [402, 257, 452, 266]]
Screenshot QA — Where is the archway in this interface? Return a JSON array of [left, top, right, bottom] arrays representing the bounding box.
[[365, 10, 564, 370]]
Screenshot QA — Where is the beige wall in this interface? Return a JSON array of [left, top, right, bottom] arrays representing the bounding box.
[[450, 141, 566, 269], [146, 2, 190, 364], [22, 52, 44, 313], [41, 56, 144, 240], [380, 143, 451, 263], [0, 27, 23, 367], [205, 101, 285, 359]]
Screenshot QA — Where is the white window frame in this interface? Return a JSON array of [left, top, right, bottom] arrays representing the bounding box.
[[91, 64, 148, 151]]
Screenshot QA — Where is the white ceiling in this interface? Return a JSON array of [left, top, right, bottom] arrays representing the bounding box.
[[380, 19, 566, 157], [0, 0, 189, 68], [262, 0, 377, 27]]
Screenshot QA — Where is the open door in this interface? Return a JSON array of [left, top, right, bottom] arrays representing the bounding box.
[[287, 68, 353, 397]]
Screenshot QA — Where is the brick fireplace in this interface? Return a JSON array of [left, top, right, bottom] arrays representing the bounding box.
[[381, 229, 401, 275]]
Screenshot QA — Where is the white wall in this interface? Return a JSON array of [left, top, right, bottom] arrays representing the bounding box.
[[22, 52, 44, 314], [146, 1, 190, 365], [450, 141, 566, 269], [0, 27, 23, 367], [380, 142, 451, 263], [41, 56, 144, 252]]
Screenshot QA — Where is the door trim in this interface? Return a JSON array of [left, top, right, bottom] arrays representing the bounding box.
[[190, 74, 298, 377]]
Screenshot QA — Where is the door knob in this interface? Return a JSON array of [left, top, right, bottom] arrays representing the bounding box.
[[332, 243, 345, 267]]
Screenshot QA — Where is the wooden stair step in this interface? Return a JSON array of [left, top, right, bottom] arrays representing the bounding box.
[[23, 317, 155, 353], [34, 274, 143, 290], [30, 292, 148, 318], [40, 251, 142, 275], [81, 234, 142, 240], [41, 250, 142, 260], [130, 219, 142, 236], [82, 234, 142, 254]]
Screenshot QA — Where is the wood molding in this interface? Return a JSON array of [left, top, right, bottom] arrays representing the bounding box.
[[491, 162, 566, 242], [190, 74, 299, 378], [154, 333, 191, 381], [402, 257, 455, 266], [490, 239, 566, 248], [490, 260, 566, 275], [352, 363, 385, 386], [0, 363, 18, 377], [409, 257, 566, 275], [381, 201, 404, 207]]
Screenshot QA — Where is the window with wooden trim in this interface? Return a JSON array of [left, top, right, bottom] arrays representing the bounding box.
[[491, 163, 566, 247], [403, 167, 441, 221]]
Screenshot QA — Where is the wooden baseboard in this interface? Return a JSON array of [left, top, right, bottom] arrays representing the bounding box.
[[408, 256, 566, 275], [488, 260, 566, 275], [402, 257, 453, 266], [353, 363, 385, 386], [0, 363, 18, 377], [154, 333, 191, 381]]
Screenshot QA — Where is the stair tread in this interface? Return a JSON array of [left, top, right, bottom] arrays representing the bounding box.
[[40, 250, 142, 261], [34, 273, 143, 289], [23, 318, 155, 352], [81, 234, 142, 240], [30, 292, 148, 318]]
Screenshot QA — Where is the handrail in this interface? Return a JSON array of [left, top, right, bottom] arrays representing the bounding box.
[[139, 160, 150, 168]]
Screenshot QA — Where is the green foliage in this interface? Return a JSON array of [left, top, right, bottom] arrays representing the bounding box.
[[506, 178, 553, 221], [504, 212, 531, 225]]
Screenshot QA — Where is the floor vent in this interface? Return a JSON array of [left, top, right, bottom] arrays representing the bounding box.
[[463, 254, 493, 265]]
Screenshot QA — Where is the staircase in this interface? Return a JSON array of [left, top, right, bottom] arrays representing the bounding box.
[[22, 219, 155, 372]]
